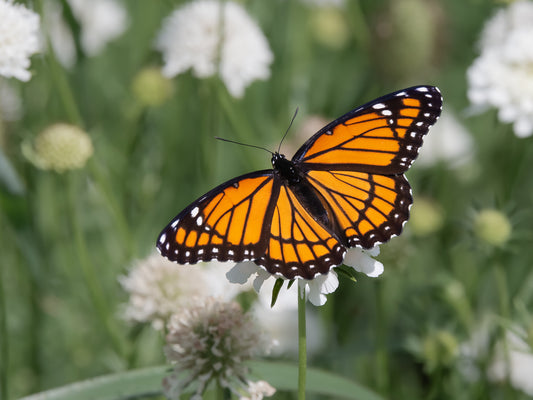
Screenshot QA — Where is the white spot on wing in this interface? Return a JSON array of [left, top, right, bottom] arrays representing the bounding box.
[[196, 216, 203, 226], [191, 207, 200, 218], [381, 109, 392, 116], [159, 234, 166, 243], [416, 87, 429, 92], [171, 219, 179, 228], [373, 103, 386, 109]]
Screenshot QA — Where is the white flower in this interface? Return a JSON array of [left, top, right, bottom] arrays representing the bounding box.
[[163, 297, 273, 399], [68, 0, 128, 56], [120, 253, 247, 330], [467, 0, 533, 138], [239, 380, 276, 400], [44, 0, 128, 67], [417, 111, 474, 168], [460, 324, 533, 396], [227, 246, 383, 307], [0, 0, 40, 81], [156, 0, 273, 98]]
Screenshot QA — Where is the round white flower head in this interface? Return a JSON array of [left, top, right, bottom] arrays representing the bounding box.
[[0, 0, 40, 81], [68, 0, 128, 56], [163, 297, 274, 399], [416, 111, 473, 168], [156, 0, 273, 98], [22, 123, 93, 173], [226, 246, 384, 307], [460, 323, 533, 396], [120, 253, 247, 330], [467, 0, 533, 138]]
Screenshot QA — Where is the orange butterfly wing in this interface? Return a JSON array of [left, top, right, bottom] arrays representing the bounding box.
[[158, 172, 278, 264], [295, 86, 442, 248], [157, 86, 442, 280]]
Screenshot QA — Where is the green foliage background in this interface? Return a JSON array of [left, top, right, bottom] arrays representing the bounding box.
[[2, 0, 533, 399]]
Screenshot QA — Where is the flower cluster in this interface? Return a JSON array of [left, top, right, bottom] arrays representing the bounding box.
[[0, 0, 40, 81], [467, 0, 533, 138], [227, 246, 384, 307], [163, 297, 274, 399], [120, 253, 248, 330], [156, 0, 273, 98]]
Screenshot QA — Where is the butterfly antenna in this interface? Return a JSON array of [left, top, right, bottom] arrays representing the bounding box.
[[215, 136, 273, 154], [278, 107, 299, 153]]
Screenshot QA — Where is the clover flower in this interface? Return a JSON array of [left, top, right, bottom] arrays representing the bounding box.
[[227, 246, 384, 307], [120, 253, 248, 330], [467, 0, 533, 138], [22, 123, 93, 173], [0, 0, 40, 81], [155, 0, 273, 98], [163, 297, 274, 399]]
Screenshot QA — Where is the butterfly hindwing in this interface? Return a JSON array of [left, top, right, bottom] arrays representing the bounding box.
[[306, 170, 412, 249], [294, 86, 442, 174], [256, 184, 346, 280], [157, 171, 278, 264]]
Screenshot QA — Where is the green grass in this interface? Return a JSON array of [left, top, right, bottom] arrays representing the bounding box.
[[2, 0, 533, 399]]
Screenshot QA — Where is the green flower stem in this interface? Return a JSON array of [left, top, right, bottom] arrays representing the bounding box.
[[35, 0, 82, 127], [298, 285, 307, 400], [66, 175, 126, 358], [0, 270, 7, 400], [374, 280, 389, 395]]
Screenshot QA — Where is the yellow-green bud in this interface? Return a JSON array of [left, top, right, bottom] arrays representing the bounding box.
[[24, 123, 93, 173], [409, 198, 444, 236], [132, 67, 173, 107], [310, 8, 350, 49], [474, 209, 512, 246]]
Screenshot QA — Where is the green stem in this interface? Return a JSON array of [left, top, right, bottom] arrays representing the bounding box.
[[297, 284, 307, 400], [66, 174, 126, 358], [35, 0, 82, 127], [374, 280, 389, 395], [0, 270, 7, 400]]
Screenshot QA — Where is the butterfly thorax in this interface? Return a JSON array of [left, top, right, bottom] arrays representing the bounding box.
[[272, 152, 301, 184]]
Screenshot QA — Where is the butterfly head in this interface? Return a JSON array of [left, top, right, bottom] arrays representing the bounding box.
[[272, 152, 301, 183]]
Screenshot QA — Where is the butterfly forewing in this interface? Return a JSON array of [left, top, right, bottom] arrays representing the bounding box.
[[294, 86, 442, 174], [157, 171, 278, 264]]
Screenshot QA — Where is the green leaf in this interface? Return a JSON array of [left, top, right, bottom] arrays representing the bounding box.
[[249, 360, 385, 400], [18, 362, 385, 400], [18, 366, 168, 400], [0, 149, 25, 195], [270, 277, 285, 307], [335, 265, 358, 283]]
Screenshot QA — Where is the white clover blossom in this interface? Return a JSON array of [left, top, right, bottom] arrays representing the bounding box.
[[156, 0, 273, 98], [120, 253, 248, 330], [467, 0, 533, 138], [0, 0, 40, 81], [163, 297, 274, 400], [227, 246, 384, 307]]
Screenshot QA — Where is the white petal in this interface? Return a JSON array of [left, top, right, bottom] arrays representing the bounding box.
[[225, 261, 260, 284], [252, 269, 272, 293], [344, 248, 384, 278]]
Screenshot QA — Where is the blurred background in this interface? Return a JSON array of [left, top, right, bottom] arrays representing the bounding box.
[[1, 0, 533, 399]]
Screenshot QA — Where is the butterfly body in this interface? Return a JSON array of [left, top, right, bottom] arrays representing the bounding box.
[[158, 86, 443, 280]]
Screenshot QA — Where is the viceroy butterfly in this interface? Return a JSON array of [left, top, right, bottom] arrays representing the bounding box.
[[157, 86, 442, 280]]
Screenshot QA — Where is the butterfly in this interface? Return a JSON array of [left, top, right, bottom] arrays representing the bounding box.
[[157, 86, 442, 280]]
